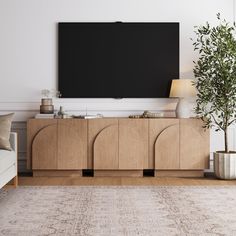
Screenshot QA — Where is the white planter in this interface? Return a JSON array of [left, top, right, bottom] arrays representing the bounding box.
[[214, 152, 236, 179]]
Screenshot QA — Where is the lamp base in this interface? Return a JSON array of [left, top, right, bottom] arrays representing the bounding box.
[[176, 98, 190, 118]]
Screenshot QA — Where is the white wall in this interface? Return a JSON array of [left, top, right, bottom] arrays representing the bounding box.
[[0, 0, 235, 171], [0, 0, 234, 112]]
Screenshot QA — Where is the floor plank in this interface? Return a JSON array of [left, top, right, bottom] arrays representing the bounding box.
[[18, 176, 236, 186]]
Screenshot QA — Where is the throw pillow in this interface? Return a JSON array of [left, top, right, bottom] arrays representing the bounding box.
[[0, 113, 14, 150]]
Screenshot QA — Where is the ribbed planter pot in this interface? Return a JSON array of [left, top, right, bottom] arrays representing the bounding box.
[[214, 152, 236, 179]]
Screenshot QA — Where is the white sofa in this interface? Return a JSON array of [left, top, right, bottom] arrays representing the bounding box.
[[0, 132, 18, 188]]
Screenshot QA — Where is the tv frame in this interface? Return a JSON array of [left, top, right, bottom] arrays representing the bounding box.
[[58, 22, 180, 98]]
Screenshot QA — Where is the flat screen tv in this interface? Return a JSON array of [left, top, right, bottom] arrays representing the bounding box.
[[58, 22, 179, 98]]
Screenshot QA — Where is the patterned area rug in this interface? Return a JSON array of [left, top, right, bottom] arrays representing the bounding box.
[[0, 186, 236, 236]]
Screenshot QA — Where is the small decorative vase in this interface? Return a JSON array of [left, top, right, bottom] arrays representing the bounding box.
[[40, 98, 54, 114], [214, 152, 236, 179], [57, 106, 65, 118]]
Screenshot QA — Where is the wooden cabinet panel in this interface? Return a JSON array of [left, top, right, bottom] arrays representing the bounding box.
[[119, 119, 148, 170], [154, 124, 179, 169], [27, 118, 209, 175], [27, 119, 57, 169], [88, 119, 118, 169], [57, 119, 87, 170], [180, 119, 210, 169], [32, 124, 57, 169], [149, 119, 179, 169], [94, 125, 118, 170]]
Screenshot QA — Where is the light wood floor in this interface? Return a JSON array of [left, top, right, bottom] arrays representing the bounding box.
[[18, 176, 236, 186]]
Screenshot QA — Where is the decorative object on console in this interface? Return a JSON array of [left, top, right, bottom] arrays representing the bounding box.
[[0, 113, 14, 150], [40, 98, 54, 114], [129, 111, 164, 119], [40, 89, 61, 114], [192, 14, 236, 179], [169, 79, 196, 118], [72, 114, 103, 119], [35, 114, 55, 119], [142, 110, 164, 118], [56, 106, 67, 119], [55, 106, 71, 119], [41, 89, 61, 98]]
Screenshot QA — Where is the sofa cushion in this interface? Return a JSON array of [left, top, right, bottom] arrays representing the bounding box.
[[0, 113, 14, 150], [0, 149, 16, 174]]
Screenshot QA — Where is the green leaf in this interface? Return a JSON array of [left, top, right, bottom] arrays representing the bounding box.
[[192, 13, 236, 152]]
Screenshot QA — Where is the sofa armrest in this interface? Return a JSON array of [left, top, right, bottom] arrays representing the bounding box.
[[10, 132, 17, 152]]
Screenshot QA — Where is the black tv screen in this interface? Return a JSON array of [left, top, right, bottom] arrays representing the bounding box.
[[58, 22, 179, 98]]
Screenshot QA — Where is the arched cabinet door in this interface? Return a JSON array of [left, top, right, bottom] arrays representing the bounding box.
[[27, 119, 57, 169], [154, 124, 179, 169], [32, 124, 57, 169], [88, 119, 118, 169], [180, 119, 210, 169], [93, 125, 118, 170], [149, 119, 179, 169], [57, 120, 87, 170], [119, 119, 148, 170]]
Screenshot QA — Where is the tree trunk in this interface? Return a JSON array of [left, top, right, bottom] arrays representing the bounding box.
[[224, 127, 229, 153]]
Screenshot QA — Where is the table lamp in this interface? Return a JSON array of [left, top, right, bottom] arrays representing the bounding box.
[[169, 79, 196, 118]]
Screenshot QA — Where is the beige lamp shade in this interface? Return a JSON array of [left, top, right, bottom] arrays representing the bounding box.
[[169, 79, 196, 98]]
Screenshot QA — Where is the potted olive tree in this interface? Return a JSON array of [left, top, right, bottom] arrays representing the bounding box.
[[193, 14, 236, 179]]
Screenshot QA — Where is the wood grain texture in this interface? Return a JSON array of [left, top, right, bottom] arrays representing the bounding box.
[[155, 170, 204, 177], [27, 118, 210, 176], [155, 124, 179, 169], [149, 119, 179, 169], [94, 125, 119, 170], [119, 119, 148, 169], [57, 119, 87, 170], [94, 170, 143, 177], [180, 119, 210, 169], [13, 176, 18, 187], [88, 118, 118, 169], [18, 176, 236, 186], [33, 170, 82, 177], [27, 119, 57, 169], [32, 124, 57, 170]]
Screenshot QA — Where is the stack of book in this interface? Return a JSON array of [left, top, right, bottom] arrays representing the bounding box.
[[35, 114, 55, 119]]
